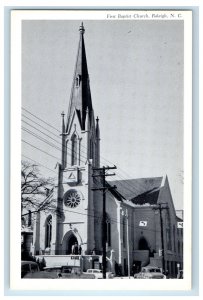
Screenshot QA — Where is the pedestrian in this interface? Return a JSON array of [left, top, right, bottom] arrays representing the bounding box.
[[164, 269, 169, 278], [72, 242, 79, 255], [132, 263, 136, 277]]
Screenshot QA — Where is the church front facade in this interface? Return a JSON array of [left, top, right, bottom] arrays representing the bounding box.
[[32, 24, 183, 278]]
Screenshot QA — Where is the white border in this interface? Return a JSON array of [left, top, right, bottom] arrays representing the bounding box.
[[10, 9, 192, 291]]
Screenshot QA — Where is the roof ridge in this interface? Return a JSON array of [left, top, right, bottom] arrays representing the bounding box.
[[108, 176, 163, 182]]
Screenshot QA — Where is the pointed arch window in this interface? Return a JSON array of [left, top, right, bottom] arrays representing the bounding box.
[[71, 134, 77, 166], [45, 215, 52, 248]]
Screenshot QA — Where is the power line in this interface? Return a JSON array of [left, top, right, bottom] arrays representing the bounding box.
[[22, 154, 58, 175], [22, 129, 154, 204], [21, 124, 88, 165], [43, 204, 162, 234], [22, 107, 61, 133], [21, 153, 105, 193], [22, 107, 133, 174], [22, 127, 156, 204], [22, 120, 149, 198], [22, 107, 135, 175], [22, 139, 60, 161], [22, 117, 61, 142], [22, 114, 61, 140], [22, 108, 162, 201], [21, 155, 160, 234], [22, 113, 97, 166], [22, 154, 140, 227], [22, 120, 141, 196], [22, 127, 88, 166], [22, 127, 62, 152]]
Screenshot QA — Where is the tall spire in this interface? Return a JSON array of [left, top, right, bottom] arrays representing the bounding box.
[[66, 23, 93, 133], [79, 22, 85, 35]]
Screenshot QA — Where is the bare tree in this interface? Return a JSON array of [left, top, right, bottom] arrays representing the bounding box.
[[21, 160, 56, 216]]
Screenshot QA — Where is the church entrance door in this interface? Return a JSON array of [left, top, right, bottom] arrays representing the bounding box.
[[66, 234, 78, 255], [138, 237, 149, 250]]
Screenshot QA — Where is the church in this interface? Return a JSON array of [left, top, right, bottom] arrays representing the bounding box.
[[31, 23, 183, 278]]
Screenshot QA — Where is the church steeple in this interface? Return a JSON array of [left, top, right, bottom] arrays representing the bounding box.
[[66, 23, 93, 133]]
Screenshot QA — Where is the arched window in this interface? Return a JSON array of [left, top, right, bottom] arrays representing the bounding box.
[[45, 215, 52, 248], [71, 134, 77, 166]]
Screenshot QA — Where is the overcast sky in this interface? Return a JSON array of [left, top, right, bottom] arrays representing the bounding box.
[[22, 20, 184, 210]]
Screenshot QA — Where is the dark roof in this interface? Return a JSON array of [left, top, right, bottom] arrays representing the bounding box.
[[108, 177, 163, 204], [176, 216, 183, 222], [131, 188, 160, 205]]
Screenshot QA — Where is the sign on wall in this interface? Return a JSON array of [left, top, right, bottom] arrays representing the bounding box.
[[66, 169, 78, 183], [139, 221, 148, 227], [177, 222, 183, 228]]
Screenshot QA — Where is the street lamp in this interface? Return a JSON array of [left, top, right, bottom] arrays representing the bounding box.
[[121, 208, 130, 278]]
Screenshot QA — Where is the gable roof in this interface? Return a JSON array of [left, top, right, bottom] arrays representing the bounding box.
[[108, 177, 163, 205]]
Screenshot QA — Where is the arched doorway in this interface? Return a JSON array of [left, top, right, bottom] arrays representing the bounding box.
[[137, 236, 150, 268], [66, 234, 78, 254], [138, 237, 149, 250], [62, 231, 79, 255]]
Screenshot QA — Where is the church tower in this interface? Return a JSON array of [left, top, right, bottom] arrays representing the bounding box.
[[54, 23, 100, 255]]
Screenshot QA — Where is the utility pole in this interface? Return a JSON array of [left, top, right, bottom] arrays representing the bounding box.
[[126, 209, 130, 278], [154, 203, 168, 274], [121, 208, 130, 278], [92, 165, 117, 279]]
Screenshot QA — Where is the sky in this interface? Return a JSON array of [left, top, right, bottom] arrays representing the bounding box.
[[21, 19, 184, 210]]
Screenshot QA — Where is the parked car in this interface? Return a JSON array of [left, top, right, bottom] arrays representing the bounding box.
[[21, 261, 40, 278], [61, 265, 81, 275], [134, 266, 166, 279], [23, 265, 94, 279], [84, 269, 114, 279]]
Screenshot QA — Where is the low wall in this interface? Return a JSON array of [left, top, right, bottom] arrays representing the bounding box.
[[35, 255, 102, 272]]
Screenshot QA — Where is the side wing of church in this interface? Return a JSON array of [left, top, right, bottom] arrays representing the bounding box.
[[31, 24, 183, 278]]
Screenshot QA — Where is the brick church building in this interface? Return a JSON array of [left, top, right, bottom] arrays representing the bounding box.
[[31, 23, 183, 278]]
